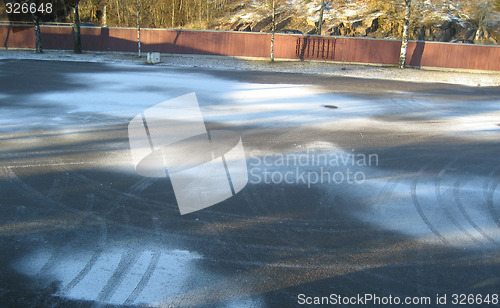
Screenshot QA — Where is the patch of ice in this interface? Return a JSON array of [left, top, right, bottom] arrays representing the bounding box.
[[355, 173, 500, 247], [14, 246, 208, 306]]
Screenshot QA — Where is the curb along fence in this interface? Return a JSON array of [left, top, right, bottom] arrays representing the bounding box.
[[1, 24, 499, 71]]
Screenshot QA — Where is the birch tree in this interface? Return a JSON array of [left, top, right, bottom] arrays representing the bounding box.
[[259, 0, 287, 62], [398, 0, 411, 68], [271, 0, 275, 61], [136, 0, 140, 57]]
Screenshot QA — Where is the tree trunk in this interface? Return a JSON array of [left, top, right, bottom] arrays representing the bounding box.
[[103, 4, 107, 27], [116, 0, 121, 27], [198, 0, 202, 26], [270, 0, 275, 62], [398, 0, 411, 68], [179, 0, 183, 25], [172, 0, 175, 28], [73, 3, 81, 54], [33, 13, 42, 53], [318, 0, 325, 35], [136, 0, 141, 57]]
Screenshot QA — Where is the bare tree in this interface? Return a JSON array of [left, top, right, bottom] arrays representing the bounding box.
[[63, 0, 82, 53], [5, 0, 44, 53], [399, 0, 411, 68], [102, 4, 107, 26], [317, 0, 326, 35], [271, 0, 275, 61], [33, 5, 42, 53], [171, 0, 175, 28], [260, 0, 286, 62], [73, 1, 81, 53], [136, 0, 141, 57]]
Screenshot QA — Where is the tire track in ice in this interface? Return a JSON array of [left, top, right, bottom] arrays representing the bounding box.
[[3, 165, 166, 305], [4, 163, 110, 300], [95, 248, 143, 303], [3, 166, 108, 298], [59, 218, 107, 295], [453, 181, 499, 245], [357, 151, 500, 247], [123, 251, 161, 305], [486, 168, 500, 231], [411, 160, 450, 245], [121, 179, 165, 306], [57, 175, 164, 304], [482, 165, 499, 201], [434, 158, 480, 245]]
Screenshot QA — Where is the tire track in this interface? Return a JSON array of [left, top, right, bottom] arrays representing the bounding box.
[[434, 158, 480, 244], [100, 177, 157, 219], [483, 163, 500, 231], [486, 177, 500, 230], [2, 166, 110, 300], [45, 159, 178, 221], [4, 166, 106, 282], [2, 166, 78, 215], [39, 193, 96, 277], [35, 177, 67, 276], [95, 248, 143, 304], [122, 174, 166, 306], [482, 165, 500, 201], [123, 251, 161, 305], [377, 178, 400, 202], [411, 161, 450, 245], [46, 178, 61, 199], [453, 181, 499, 245], [53, 174, 162, 303], [59, 217, 107, 295], [60, 166, 180, 220]]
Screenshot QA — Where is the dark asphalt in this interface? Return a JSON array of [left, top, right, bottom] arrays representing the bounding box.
[[0, 59, 499, 307]]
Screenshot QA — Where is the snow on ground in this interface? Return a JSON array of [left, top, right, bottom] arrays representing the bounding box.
[[0, 49, 499, 87], [291, 0, 368, 23], [14, 243, 265, 306], [351, 169, 500, 248]]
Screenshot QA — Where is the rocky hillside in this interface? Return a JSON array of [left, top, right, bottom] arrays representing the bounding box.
[[1, 0, 498, 44], [207, 0, 500, 44]]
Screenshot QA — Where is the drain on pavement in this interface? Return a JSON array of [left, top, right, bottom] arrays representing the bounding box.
[[323, 105, 338, 109]]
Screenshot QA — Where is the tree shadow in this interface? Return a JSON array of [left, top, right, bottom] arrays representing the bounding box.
[[408, 41, 426, 68]]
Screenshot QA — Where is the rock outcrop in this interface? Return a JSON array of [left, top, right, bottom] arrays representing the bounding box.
[[220, 1, 498, 44]]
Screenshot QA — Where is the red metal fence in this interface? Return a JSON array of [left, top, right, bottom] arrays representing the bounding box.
[[1, 24, 499, 71]]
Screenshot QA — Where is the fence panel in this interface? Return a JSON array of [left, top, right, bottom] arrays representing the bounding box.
[[1, 25, 499, 71]]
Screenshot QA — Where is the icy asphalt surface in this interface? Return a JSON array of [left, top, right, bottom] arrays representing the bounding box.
[[0, 58, 499, 307]]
